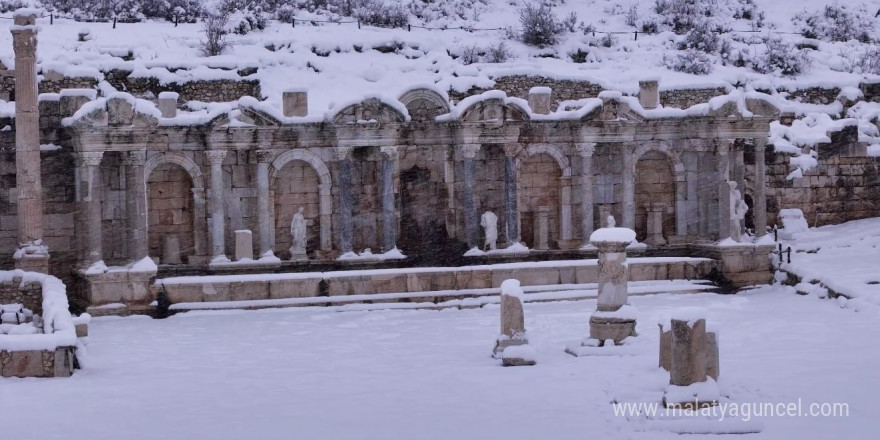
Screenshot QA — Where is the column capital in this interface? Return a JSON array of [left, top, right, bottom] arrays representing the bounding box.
[[254, 150, 273, 164], [460, 144, 481, 159], [76, 151, 104, 167], [715, 139, 732, 154], [122, 150, 147, 166], [379, 145, 399, 158], [575, 142, 597, 157], [503, 143, 524, 158], [205, 150, 228, 165], [333, 146, 354, 161]]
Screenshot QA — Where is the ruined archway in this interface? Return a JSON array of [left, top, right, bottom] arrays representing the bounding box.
[[634, 150, 676, 244], [272, 160, 321, 259], [518, 153, 563, 249], [147, 163, 196, 263]]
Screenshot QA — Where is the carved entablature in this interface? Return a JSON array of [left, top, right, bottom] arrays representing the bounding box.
[[68, 95, 159, 130], [460, 98, 528, 124], [331, 98, 407, 124]]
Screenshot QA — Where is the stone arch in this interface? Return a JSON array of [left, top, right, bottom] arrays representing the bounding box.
[[144, 152, 208, 263], [515, 143, 574, 249], [398, 88, 450, 122], [269, 149, 333, 253], [631, 141, 687, 240]]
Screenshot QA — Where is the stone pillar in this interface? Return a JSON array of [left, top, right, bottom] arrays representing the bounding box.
[[622, 149, 635, 230], [670, 318, 707, 386], [716, 140, 731, 240], [527, 87, 551, 115], [123, 150, 148, 261], [576, 143, 596, 246], [379, 146, 398, 252], [534, 206, 549, 250], [493, 279, 535, 367], [335, 147, 355, 254], [319, 183, 332, 252], [11, 11, 47, 272], [234, 230, 253, 261], [158, 92, 178, 118], [461, 144, 480, 248], [206, 150, 228, 262], [659, 324, 672, 371], [76, 152, 104, 267], [638, 79, 660, 110], [753, 138, 767, 237], [503, 145, 520, 245], [588, 227, 637, 344], [283, 89, 308, 117], [644, 203, 667, 246], [255, 150, 273, 258]]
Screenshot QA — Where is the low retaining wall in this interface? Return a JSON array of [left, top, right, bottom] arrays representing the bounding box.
[[155, 257, 718, 304]]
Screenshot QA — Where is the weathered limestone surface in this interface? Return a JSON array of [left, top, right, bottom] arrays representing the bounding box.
[[234, 230, 254, 261], [670, 318, 707, 386], [0, 347, 76, 378]]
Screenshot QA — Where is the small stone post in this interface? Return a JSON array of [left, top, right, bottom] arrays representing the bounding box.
[[670, 318, 707, 386], [644, 203, 667, 246], [493, 279, 536, 366], [283, 89, 308, 117], [527, 87, 551, 115], [234, 230, 254, 261], [638, 79, 660, 110], [158, 92, 178, 118], [163, 236, 182, 264], [534, 207, 550, 250]]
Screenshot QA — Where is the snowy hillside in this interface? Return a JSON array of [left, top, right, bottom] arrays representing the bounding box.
[[0, 0, 878, 117]]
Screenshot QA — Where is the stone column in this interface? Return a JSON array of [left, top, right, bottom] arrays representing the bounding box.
[[493, 279, 535, 367], [753, 138, 768, 237], [716, 140, 731, 240], [123, 150, 148, 261], [576, 143, 596, 246], [335, 147, 355, 254], [319, 183, 332, 252], [255, 150, 273, 258], [645, 203, 667, 246], [76, 152, 104, 267], [11, 12, 47, 272], [589, 228, 637, 345], [379, 146, 398, 252], [622, 149, 635, 230], [206, 150, 228, 261], [503, 144, 520, 245], [460, 144, 480, 248]]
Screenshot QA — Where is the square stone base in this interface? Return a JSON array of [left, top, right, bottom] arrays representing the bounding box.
[[15, 254, 49, 273], [0, 346, 76, 378], [80, 269, 156, 307], [492, 336, 528, 358], [589, 316, 637, 344]]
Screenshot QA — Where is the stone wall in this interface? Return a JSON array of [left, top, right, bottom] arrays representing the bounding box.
[[782, 86, 841, 105], [518, 153, 561, 248], [147, 163, 197, 263], [448, 75, 605, 110], [0, 280, 42, 314], [764, 153, 880, 227], [273, 160, 321, 259], [659, 87, 727, 109]]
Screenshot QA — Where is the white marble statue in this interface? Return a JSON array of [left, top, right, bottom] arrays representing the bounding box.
[[290, 207, 307, 255], [729, 181, 749, 241], [481, 211, 499, 251]]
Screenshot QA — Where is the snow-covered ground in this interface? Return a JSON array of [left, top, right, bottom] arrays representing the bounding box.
[[780, 217, 880, 310], [2, 286, 878, 439]]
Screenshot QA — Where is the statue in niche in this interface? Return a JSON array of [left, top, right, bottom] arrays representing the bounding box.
[[607, 215, 616, 228], [481, 211, 499, 251], [729, 181, 749, 242], [290, 207, 307, 258]]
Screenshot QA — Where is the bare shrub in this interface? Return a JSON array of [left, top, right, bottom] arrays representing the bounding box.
[[520, 2, 562, 47], [485, 41, 511, 63], [201, 12, 229, 56]]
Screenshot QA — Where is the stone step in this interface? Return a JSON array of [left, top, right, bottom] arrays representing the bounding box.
[[164, 279, 718, 314]]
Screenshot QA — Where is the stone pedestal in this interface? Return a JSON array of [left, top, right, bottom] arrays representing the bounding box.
[[283, 89, 308, 117], [661, 312, 720, 409], [533, 207, 549, 250], [163, 236, 182, 264], [235, 230, 254, 261], [527, 87, 551, 115], [670, 318, 707, 386], [493, 279, 535, 367], [644, 203, 667, 246], [158, 91, 178, 118], [638, 79, 660, 110], [80, 267, 157, 307]]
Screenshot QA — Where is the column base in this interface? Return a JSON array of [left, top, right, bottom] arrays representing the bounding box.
[[492, 335, 529, 358], [289, 248, 308, 261], [589, 315, 637, 344], [14, 253, 49, 274]]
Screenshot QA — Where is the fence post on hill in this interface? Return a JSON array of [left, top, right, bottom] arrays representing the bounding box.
[[292, 18, 295, 28], [357, 20, 361, 29], [50, 14, 53, 25], [634, 31, 638, 41], [113, 16, 117, 29]]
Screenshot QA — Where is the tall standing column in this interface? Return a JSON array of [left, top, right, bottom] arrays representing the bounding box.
[[717, 140, 731, 240], [76, 152, 104, 267], [753, 138, 768, 237], [461, 144, 480, 248], [503, 144, 520, 245], [576, 143, 596, 246], [622, 148, 635, 230], [255, 150, 273, 258], [335, 147, 354, 254], [206, 150, 228, 261], [123, 150, 148, 261], [379, 146, 398, 252], [11, 11, 47, 272]]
